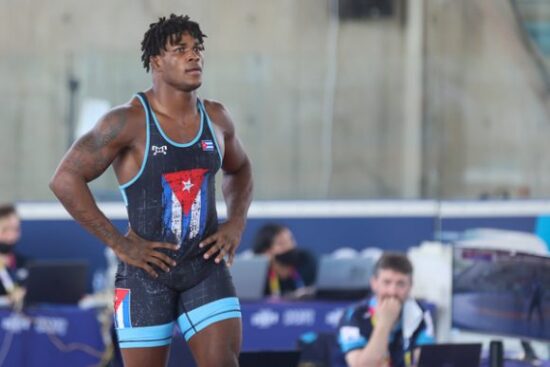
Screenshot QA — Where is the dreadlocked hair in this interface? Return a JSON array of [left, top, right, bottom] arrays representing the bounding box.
[[141, 14, 207, 72]]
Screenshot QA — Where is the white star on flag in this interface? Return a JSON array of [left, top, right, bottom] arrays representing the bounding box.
[[182, 179, 194, 192]]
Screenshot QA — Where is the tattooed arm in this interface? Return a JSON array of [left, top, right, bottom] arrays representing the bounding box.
[[49, 105, 178, 277]]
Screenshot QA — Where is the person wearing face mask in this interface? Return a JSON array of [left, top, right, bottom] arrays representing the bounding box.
[[336, 252, 434, 367], [0, 204, 26, 297], [252, 223, 317, 299]]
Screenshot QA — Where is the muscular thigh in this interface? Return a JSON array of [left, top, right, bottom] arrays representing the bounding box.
[[176, 263, 242, 367], [188, 318, 242, 367], [114, 263, 179, 366]]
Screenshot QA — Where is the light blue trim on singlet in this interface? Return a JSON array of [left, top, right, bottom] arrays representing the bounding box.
[[119, 189, 128, 206], [116, 321, 174, 349], [198, 99, 223, 163], [177, 297, 241, 341], [118, 94, 151, 195], [150, 99, 204, 147]]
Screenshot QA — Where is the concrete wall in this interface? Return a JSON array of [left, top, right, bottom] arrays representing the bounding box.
[[1, 0, 549, 202], [0, 0, 410, 202], [423, 0, 550, 199]]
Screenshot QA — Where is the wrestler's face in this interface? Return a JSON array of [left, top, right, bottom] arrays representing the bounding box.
[[370, 268, 412, 304], [153, 32, 204, 92]]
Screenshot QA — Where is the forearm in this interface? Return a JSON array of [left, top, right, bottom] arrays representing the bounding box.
[[222, 159, 253, 229], [49, 171, 123, 249], [356, 325, 392, 367]]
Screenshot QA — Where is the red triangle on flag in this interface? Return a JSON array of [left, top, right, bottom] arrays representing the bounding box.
[[114, 288, 130, 310], [163, 168, 208, 215]]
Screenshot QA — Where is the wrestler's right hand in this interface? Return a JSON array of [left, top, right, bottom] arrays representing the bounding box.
[[113, 229, 180, 278]]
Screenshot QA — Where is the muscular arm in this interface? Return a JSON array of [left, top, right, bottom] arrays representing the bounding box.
[[220, 115, 253, 236], [200, 101, 253, 265], [50, 106, 178, 277], [49, 107, 132, 248]]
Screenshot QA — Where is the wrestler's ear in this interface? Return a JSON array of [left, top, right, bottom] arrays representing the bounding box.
[[150, 55, 162, 72]]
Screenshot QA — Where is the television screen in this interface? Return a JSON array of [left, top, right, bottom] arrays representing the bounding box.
[[452, 247, 549, 341]]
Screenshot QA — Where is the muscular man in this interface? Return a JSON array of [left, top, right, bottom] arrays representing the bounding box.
[[50, 14, 253, 367], [337, 252, 434, 367]]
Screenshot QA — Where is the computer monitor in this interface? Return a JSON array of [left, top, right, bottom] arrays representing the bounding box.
[[24, 260, 89, 306], [315, 256, 373, 300], [239, 351, 300, 367], [452, 247, 549, 341], [418, 343, 482, 367], [229, 256, 269, 300]]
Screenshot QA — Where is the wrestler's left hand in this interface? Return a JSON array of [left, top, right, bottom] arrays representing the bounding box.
[[199, 220, 244, 266]]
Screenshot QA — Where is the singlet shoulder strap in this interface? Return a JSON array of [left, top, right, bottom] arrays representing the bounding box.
[[136, 92, 154, 124], [118, 93, 151, 192], [197, 98, 223, 162]]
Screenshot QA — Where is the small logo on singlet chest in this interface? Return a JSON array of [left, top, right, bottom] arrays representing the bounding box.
[[201, 140, 214, 152], [152, 145, 167, 156]]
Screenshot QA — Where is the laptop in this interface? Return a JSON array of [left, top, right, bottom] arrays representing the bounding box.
[[229, 256, 269, 300], [418, 343, 482, 367], [24, 260, 89, 306], [315, 256, 374, 300]]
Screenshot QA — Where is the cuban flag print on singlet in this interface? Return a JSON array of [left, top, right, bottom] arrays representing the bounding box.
[[114, 288, 131, 328], [161, 168, 209, 244]]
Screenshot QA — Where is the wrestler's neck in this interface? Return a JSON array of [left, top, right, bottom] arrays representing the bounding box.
[[149, 80, 199, 117]]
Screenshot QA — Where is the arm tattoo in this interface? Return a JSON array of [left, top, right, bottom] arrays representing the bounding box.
[[64, 110, 129, 178], [78, 110, 128, 153], [51, 110, 130, 248]]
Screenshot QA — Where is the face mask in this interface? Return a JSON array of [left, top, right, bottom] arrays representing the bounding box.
[[0, 243, 14, 254], [274, 248, 300, 266]]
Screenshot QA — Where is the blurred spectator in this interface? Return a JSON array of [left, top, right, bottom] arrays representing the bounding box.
[[0, 204, 27, 300], [252, 223, 317, 299], [336, 252, 434, 367]]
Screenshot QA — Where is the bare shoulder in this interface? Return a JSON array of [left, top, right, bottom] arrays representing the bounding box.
[[202, 99, 235, 135], [100, 98, 144, 130], [202, 98, 250, 172], [91, 97, 146, 146]]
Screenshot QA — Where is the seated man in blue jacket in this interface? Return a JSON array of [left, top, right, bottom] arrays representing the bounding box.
[[337, 252, 434, 367]]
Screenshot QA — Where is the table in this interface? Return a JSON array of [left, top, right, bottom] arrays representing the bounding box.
[[481, 360, 550, 367], [0, 306, 105, 367], [168, 300, 549, 367], [166, 299, 350, 367], [240, 299, 349, 351]]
